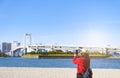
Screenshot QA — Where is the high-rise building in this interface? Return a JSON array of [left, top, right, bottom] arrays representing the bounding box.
[[2, 42, 11, 52], [0, 48, 1, 52], [0, 45, 1, 52], [12, 41, 20, 50]]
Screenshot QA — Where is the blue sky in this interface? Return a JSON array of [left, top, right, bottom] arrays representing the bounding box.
[[0, 0, 120, 46]]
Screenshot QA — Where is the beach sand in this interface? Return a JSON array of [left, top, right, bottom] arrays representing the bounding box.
[[0, 67, 120, 78]]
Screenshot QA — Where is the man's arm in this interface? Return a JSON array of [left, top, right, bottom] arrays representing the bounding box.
[[72, 54, 78, 64]]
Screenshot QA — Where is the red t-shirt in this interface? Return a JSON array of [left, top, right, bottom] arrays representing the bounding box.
[[83, 57, 90, 71], [72, 56, 85, 74]]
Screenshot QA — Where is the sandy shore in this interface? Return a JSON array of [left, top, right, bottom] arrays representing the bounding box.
[[0, 67, 120, 78]]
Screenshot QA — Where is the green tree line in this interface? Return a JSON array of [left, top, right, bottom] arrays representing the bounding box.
[[25, 50, 73, 55], [0, 52, 8, 57]]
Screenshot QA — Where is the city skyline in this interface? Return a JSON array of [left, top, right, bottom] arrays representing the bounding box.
[[1, 0, 120, 46]]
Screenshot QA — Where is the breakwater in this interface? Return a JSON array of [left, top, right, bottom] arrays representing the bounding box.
[[22, 55, 73, 59], [22, 55, 110, 59]]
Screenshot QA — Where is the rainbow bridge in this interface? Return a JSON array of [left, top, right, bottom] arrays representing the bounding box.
[[10, 45, 120, 57]]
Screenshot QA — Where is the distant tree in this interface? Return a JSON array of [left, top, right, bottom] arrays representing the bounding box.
[[0, 52, 8, 57], [66, 51, 73, 54]]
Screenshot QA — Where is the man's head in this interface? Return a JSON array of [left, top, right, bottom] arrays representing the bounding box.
[[78, 48, 89, 57], [81, 48, 88, 52]]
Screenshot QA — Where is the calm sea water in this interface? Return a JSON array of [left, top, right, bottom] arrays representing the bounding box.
[[0, 57, 120, 69]]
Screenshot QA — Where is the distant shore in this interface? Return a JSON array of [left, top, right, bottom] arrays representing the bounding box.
[[107, 56, 120, 59], [22, 54, 114, 59], [0, 67, 120, 78]]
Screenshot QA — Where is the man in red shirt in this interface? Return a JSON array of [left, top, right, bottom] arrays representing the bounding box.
[[73, 49, 85, 78], [73, 49, 92, 78]]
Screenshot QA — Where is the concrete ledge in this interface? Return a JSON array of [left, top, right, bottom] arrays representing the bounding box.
[[0, 67, 120, 78], [22, 55, 39, 58]]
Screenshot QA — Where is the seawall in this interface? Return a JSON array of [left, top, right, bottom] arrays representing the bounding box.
[[22, 55, 111, 59]]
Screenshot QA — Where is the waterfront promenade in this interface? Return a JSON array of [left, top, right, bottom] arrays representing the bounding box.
[[0, 67, 120, 78]]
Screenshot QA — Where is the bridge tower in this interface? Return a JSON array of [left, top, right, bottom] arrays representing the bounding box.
[[24, 33, 32, 53]]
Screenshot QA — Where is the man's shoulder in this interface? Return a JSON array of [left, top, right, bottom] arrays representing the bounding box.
[[77, 57, 83, 60]]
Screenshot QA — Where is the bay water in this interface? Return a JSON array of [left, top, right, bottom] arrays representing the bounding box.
[[0, 57, 120, 69]]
